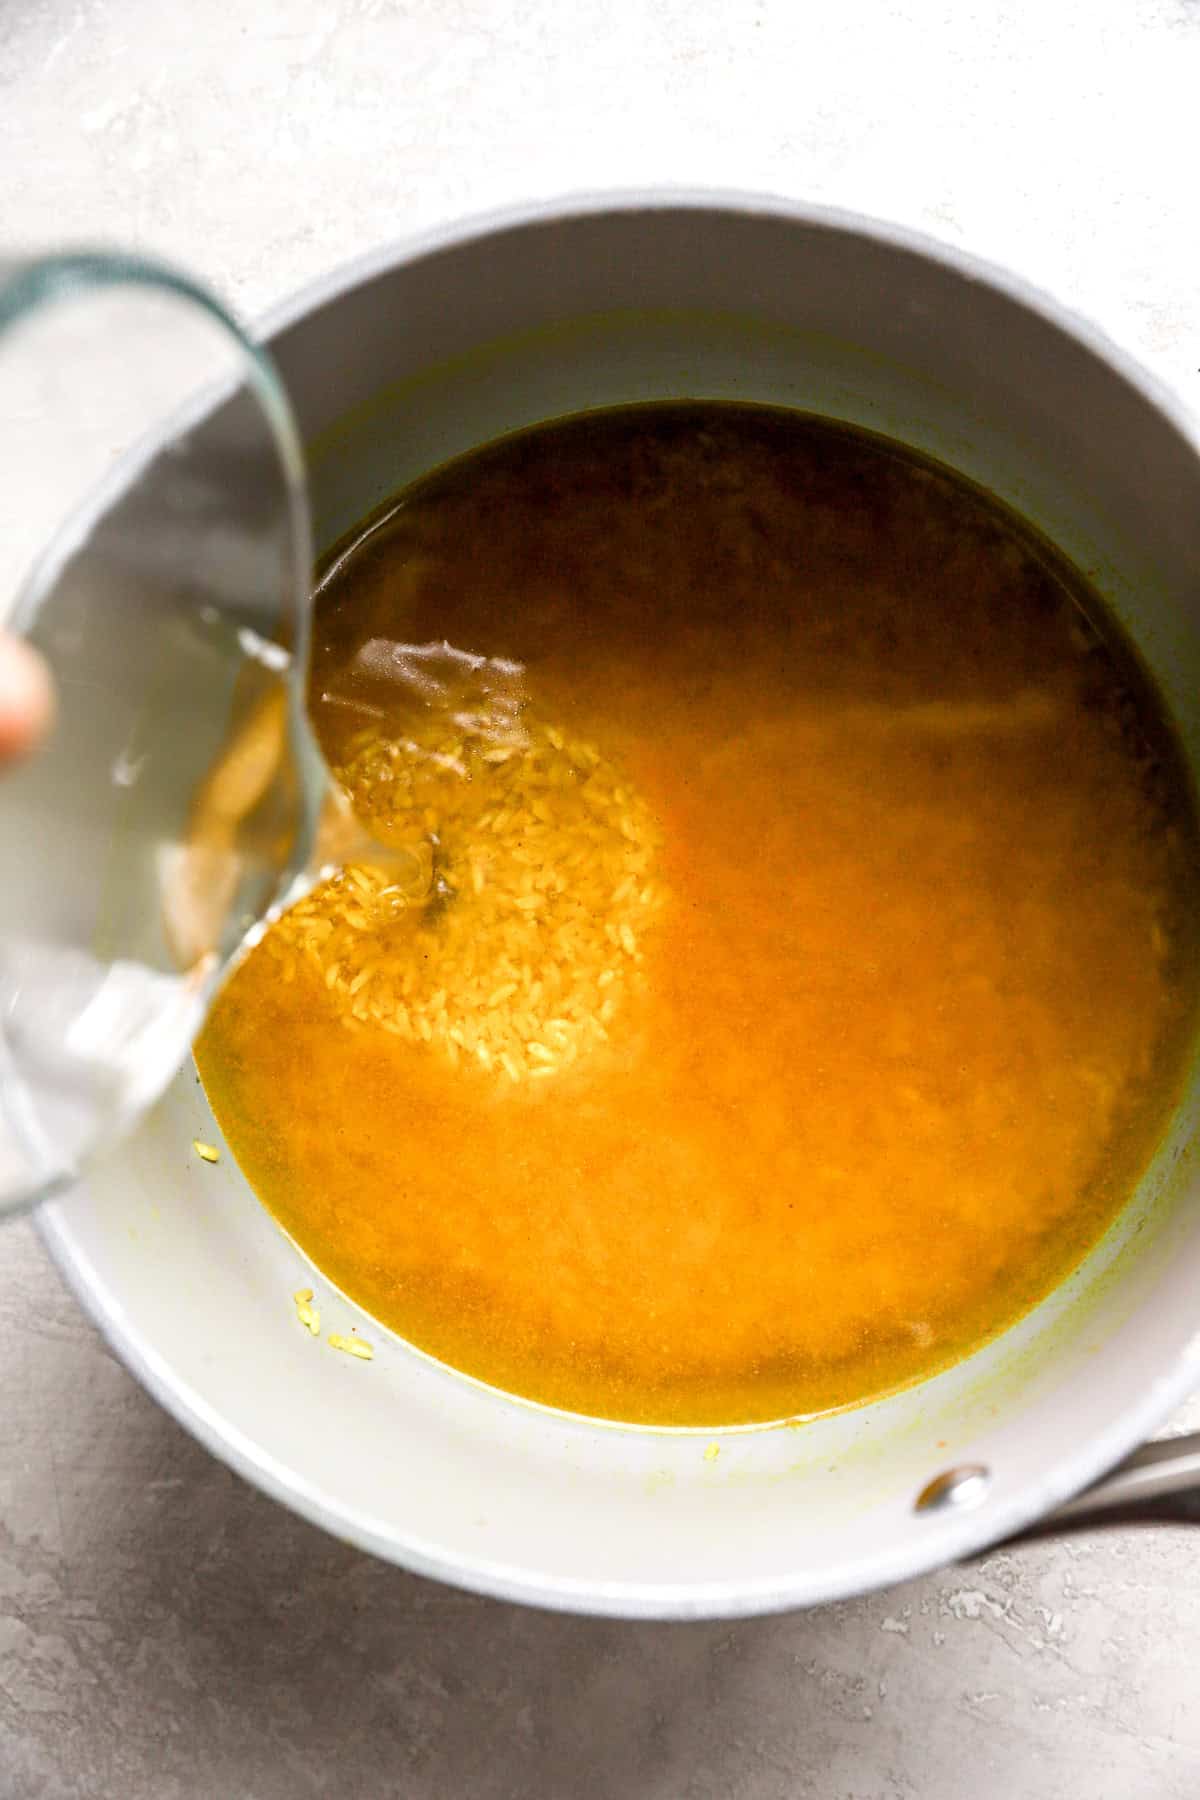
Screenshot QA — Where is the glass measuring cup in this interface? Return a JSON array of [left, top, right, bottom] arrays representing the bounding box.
[[0, 251, 329, 1216]]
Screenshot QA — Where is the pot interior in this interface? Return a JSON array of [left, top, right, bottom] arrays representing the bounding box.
[[42, 202, 1200, 1615]]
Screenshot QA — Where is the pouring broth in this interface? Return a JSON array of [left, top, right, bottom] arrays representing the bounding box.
[[196, 404, 1200, 1426]]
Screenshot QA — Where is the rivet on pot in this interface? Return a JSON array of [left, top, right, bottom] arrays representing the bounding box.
[[914, 1464, 991, 1515]]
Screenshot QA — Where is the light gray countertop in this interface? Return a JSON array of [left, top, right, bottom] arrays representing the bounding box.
[[4, 2, 1200, 1794]]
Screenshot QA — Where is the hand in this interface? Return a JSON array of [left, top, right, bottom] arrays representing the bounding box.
[[0, 636, 53, 763]]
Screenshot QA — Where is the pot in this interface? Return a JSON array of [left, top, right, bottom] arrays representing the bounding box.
[[38, 192, 1200, 1618]]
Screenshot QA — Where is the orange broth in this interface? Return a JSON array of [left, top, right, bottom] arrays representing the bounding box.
[[196, 405, 1200, 1425]]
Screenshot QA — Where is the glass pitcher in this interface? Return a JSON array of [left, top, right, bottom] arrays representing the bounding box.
[[0, 251, 329, 1215]]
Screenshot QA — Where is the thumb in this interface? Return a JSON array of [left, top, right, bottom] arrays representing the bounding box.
[[0, 636, 54, 763]]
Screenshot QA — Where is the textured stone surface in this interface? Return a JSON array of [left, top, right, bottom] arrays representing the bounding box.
[[4, 1, 1200, 1793]]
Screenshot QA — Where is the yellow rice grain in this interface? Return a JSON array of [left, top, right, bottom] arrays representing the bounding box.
[[292, 1287, 320, 1335]]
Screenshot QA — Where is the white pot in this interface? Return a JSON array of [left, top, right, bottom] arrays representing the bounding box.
[[40, 192, 1200, 1618]]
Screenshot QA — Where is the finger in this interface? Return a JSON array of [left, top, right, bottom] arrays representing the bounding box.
[[0, 637, 54, 762]]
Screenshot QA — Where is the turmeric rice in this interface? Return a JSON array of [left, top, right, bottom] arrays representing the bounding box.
[[265, 713, 664, 1083]]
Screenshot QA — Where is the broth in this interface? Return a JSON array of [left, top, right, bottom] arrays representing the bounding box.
[[196, 405, 1200, 1426]]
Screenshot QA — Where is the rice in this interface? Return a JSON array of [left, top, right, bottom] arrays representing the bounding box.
[[265, 713, 665, 1084], [292, 1287, 320, 1335]]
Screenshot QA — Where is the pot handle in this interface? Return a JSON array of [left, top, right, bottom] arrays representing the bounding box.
[[1000, 1432, 1200, 1546]]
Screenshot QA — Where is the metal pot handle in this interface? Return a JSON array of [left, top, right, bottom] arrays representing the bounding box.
[[1003, 1432, 1200, 1546]]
